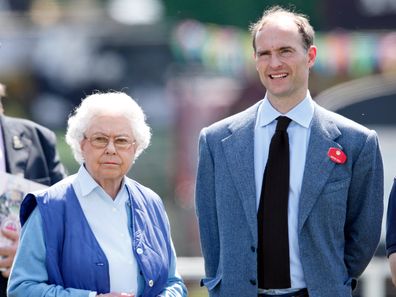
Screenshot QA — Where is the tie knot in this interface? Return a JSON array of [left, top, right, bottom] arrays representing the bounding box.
[[275, 116, 292, 132]]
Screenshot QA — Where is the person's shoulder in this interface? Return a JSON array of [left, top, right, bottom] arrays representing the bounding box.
[[3, 114, 39, 127], [125, 178, 169, 217], [21, 175, 75, 225], [3, 114, 55, 135], [203, 101, 261, 135], [315, 103, 374, 136], [35, 175, 75, 199], [125, 177, 161, 202]]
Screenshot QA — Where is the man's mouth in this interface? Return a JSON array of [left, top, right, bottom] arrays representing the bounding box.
[[269, 73, 288, 79]]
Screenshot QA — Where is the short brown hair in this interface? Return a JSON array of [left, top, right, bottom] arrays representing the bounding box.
[[249, 6, 315, 52]]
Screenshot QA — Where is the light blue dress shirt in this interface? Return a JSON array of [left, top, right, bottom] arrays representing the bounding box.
[[8, 166, 182, 297], [254, 92, 314, 293]]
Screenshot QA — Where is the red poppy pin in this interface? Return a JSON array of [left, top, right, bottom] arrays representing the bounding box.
[[327, 147, 347, 164]]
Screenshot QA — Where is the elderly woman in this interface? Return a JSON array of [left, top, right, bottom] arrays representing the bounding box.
[[7, 92, 187, 297]]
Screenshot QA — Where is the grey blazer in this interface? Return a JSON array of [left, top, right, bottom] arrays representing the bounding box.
[[0, 114, 67, 297], [0, 114, 66, 185], [195, 101, 383, 297]]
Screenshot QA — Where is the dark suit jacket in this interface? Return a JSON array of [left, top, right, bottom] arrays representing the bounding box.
[[0, 114, 67, 296]]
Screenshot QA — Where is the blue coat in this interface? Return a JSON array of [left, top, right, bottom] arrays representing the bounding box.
[[195, 101, 384, 297], [16, 176, 186, 297]]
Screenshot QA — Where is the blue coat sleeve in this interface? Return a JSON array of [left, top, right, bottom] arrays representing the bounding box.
[[195, 128, 220, 280], [343, 130, 384, 278]]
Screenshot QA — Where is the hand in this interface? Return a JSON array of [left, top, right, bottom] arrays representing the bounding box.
[[97, 293, 134, 297], [0, 227, 19, 278]]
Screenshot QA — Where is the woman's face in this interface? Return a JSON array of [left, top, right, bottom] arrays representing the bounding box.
[[81, 115, 136, 187]]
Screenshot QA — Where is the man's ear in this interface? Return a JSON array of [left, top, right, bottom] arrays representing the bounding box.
[[307, 45, 317, 68]]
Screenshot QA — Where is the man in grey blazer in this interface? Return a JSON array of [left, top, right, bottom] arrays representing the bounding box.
[[195, 6, 383, 297], [0, 83, 66, 296]]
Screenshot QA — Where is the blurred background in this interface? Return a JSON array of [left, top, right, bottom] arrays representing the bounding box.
[[1, 0, 396, 296]]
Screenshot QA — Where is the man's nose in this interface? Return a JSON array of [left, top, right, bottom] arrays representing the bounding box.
[[269, 54, 282, 67]]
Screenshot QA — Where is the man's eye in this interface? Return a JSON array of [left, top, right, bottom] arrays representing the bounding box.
[[258, 52, 269, 57], [280, 49, 292, 56]]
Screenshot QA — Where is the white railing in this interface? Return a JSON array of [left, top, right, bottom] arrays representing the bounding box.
[[177, 257, 204, 281], [361, 257, 391, 297], [178, 257, 392, 296]]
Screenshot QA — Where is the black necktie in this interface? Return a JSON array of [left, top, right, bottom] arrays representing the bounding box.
[[257, 116, 292, 289]]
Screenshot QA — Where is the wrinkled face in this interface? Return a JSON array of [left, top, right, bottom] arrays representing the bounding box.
[[254, 17, 316, 104], [81, 115, 136, 186]]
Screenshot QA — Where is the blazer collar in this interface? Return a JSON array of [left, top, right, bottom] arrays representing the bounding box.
[[222, 101, 261, 241]]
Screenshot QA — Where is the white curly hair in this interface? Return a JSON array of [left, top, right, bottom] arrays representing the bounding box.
[[65, 92, 151, 164]]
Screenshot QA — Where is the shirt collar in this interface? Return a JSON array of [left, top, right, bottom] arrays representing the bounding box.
[[76, 165, 100, 197], [76, 164, 126, 198], [257, 91, 314, 129]]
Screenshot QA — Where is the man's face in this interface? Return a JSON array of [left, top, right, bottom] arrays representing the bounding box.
[[254, 17, 316, 104]]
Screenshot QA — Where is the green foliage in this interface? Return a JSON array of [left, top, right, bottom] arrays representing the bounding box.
[[55, 130, 79, 175]]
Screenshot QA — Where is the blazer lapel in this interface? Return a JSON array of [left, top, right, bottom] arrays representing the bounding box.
[[222, 103, 259, 241], [1, 116, 29, 175], [298, 104, 342, 232]]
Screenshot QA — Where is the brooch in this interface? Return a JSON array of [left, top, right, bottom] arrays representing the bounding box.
[[327, 147, 347, 164]]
